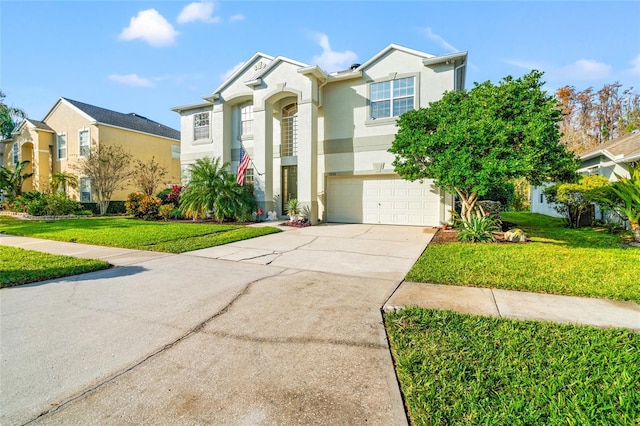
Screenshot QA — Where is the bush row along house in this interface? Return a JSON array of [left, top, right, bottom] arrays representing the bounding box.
[[1, 97, 181, 203], [531, 131, 640, 220], [173, 44, 467, 226]]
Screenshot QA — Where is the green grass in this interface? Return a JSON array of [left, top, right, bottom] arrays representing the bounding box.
[[385, 308, 640, 426], [1, 245, 110, 288], [407, 212, 640, 303], [0, 216, 281, 253]]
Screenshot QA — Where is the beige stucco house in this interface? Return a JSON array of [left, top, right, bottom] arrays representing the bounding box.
[[173, 44, 467, 226], [2, 98, 181, 202]]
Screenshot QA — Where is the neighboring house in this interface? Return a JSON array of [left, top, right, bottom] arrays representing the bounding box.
[[173, 44, 467, 225], [531, 131, 640, 220], [1, 97, 181, 202]]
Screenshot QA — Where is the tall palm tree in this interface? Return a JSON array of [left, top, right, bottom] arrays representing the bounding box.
[[0, 160, 33, 198]]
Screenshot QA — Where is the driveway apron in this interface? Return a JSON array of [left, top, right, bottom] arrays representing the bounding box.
[[1, 224, 434, 425]]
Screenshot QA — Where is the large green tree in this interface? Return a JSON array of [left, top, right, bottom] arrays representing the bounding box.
[[0, 90, 26, 139], [389, 70, 579, 221]]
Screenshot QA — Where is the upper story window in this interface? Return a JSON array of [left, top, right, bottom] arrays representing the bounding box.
[[370, 76, 415, 119], [193, 112, 210, 140], [281, 103, 298, 157], [79, 129, 90, 157], [240, 104, 253, 137], [12, 142, 19, 164], [57, 133, 67, 160]]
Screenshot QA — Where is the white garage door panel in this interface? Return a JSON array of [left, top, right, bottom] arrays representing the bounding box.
[[327, 176, 441, 226]]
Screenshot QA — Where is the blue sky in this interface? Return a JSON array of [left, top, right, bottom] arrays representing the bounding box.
[[2, 1, 639, 131]]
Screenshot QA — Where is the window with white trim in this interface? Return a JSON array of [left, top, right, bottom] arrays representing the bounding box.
[[281, 103, 298, 157], [57, 133, 67, 160], [245, 167, 254, 184], [79, 129, 90, 157], [79, 177, 92, 202], [240, 104, 253, 137], [370, 76, 415, 119], [12, 142, 19, 164], [193, 112, 210, 140], [171, 144, 180, 159]]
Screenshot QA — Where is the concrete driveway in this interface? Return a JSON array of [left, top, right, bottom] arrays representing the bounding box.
[[0, 224, 435, 425]]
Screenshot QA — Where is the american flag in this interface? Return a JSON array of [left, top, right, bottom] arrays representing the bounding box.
[[237, 146, 251, 185]]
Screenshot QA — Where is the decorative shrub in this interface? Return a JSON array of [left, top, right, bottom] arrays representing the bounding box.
[[25, 193, 47, 216], [157, 185, 183, 207], [158, 204, 174, 221], [136, 195, 162, 220], [457, 215, 500, 243], [125, 192, 146, 217], [46, 192, 80, 215]]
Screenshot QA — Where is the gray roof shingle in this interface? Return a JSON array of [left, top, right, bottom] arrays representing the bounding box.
[[26, 119, 54, 132], [581, 131, 640, 161], [63, 98, 180, 141]]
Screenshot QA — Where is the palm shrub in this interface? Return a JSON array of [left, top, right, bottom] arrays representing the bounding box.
[[286, 198, 300, 219], [180, 157, 228, 220], [457, 215, 500, 242], [179, 157, 255, 222], [603, 166, 640, 243], [212, 176, 256, 222]]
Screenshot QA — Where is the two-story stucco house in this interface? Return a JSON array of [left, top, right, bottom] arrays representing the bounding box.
[[2, 97, 181, 202], [173, 44, 467, 225]]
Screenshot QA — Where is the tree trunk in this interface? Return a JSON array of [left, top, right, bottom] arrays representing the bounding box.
[[454, 189, 483, 222], [99, 200, 109, 216], [631, 221, 640, 243]]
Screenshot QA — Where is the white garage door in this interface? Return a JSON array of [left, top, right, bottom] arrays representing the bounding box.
[[327, 176, 441, 226]]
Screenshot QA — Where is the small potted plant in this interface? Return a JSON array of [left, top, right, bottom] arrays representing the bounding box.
[[285, 198, 300, 221]]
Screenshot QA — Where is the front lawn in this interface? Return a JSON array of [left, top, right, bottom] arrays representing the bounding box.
[[1, 246, 110, 288], [407, 212, 640, 303], [386, 308, 640, 425], [0, 216, 281, 253]]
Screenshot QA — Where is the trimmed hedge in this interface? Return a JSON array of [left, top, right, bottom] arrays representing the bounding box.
[[79, 201, 127, 215]]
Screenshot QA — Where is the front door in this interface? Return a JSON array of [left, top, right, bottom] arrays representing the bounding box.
[[282, 165, 298, 214]]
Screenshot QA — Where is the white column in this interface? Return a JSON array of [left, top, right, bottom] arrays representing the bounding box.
[[253, 104, 274, 214], [297, 100, 318, 224]]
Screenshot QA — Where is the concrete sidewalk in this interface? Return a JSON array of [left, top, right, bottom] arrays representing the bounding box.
[[386, 282, 640, 330]]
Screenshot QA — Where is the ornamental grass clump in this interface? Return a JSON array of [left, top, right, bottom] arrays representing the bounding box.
[[457, 215, 500, 242]]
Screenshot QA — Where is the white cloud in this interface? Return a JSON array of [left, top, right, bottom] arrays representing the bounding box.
[[423, 27, 458, 53], [556, 59, 612, 81], [177, 1, 220, 24], [119, 9, 178, 47], [504, 58, 612, 82], [627, 53, 640, 76], [311, 33, 357, 73], [230, 13, 245, 23], [221, 61, 245, 81], [108, 74, 153, 87]]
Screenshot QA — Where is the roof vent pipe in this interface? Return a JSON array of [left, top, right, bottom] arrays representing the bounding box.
[[350, 64, 360, 70]]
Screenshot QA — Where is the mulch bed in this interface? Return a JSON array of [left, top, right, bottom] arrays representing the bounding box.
[[431, 222, 526, 245]]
